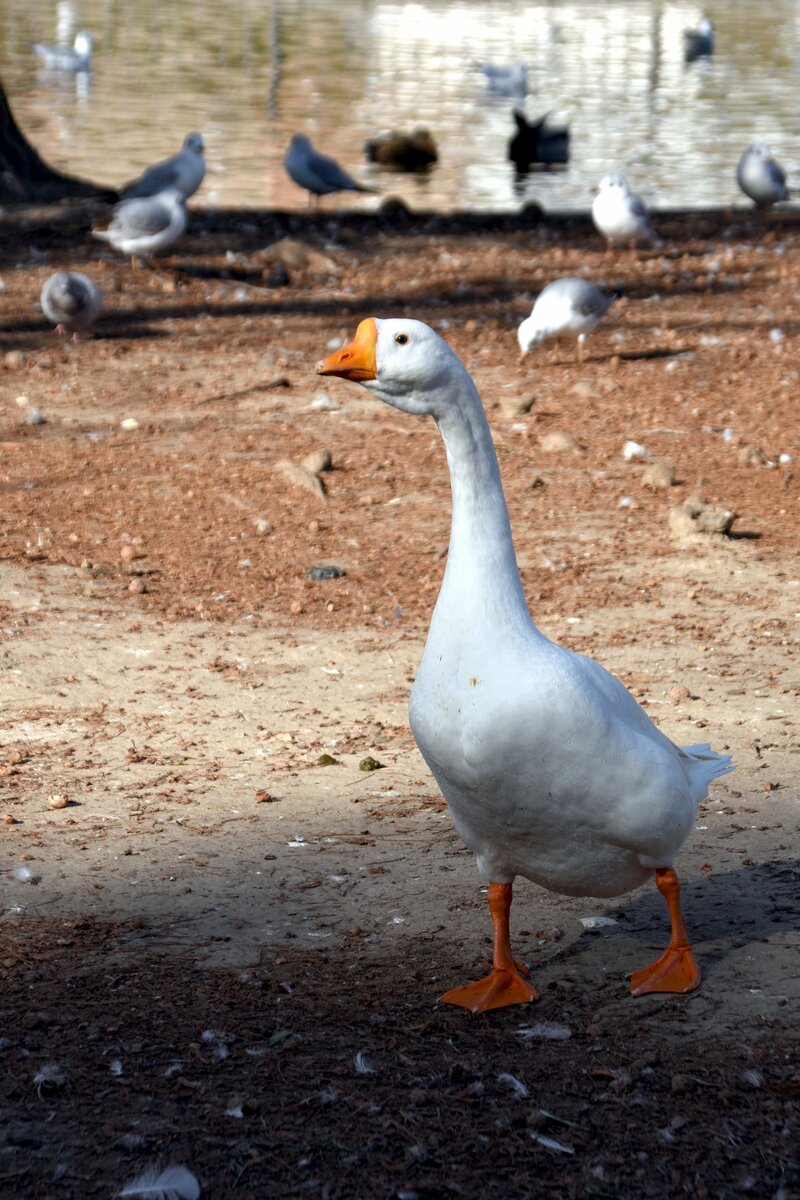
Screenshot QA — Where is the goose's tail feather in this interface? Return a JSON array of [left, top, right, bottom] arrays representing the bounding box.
[[680, 743, 735, 802]]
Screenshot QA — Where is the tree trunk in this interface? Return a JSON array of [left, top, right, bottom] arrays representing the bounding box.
[[0, 78, 117, 203]]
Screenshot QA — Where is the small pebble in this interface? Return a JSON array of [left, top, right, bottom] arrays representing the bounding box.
[[539, 430, 579, 454], [623, 440, 648, 461], [266, 263, 290, 288], [668, 684, 691, 704], [128, 577, 147, 594], [642, 462, 674, 490], [120, 417, 140, 431], [308, 564, 345, 581], [5, 350, 24, 369], [47, 794, 69, 810]]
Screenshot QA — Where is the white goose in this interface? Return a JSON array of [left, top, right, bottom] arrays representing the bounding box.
[[318, 318, 733, 1013]]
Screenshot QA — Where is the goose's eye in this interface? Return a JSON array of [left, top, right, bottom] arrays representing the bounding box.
[[395, 333, 409, 345]]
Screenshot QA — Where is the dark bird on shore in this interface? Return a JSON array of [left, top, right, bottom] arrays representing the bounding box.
[[364, 129, 438, 172], [508, 110, 570, 172], [284, 134, 375, 206], [683, 17, 714, 63]]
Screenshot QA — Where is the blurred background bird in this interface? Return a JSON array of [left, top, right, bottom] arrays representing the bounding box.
[[92, 187, 187, 267], [508, 110, 569, 172], [122, 133, 206, 201], [683, 17, 714, 63], [40, 272, 102, 340], [592, 174, 660, 251], [736, 141, 789, 207], [33, 29, 93, 71], [518, 278, 618, 363], [283, 134, 375, 207], [364, 128, 438, 172]]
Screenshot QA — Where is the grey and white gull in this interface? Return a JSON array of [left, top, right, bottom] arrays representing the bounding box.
[[122, 133, 206, 201], [92, 187, 187, 265], [592, 174, 660, 251], [33, 31, 93, 71], [736, 142, 789, 207], [518, 278, 618, 363], [40, 272, 102, 340]]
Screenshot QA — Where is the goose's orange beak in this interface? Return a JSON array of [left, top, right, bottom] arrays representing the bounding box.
[[316, 318, 378, 382]]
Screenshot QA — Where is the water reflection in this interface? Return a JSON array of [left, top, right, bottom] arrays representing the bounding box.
[[0, 0, 797, 213]]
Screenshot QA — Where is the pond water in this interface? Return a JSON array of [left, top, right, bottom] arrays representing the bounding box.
[[1, 0, 799, 214]]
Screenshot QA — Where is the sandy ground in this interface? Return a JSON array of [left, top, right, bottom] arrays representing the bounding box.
[[0, 202, 798, 1198]]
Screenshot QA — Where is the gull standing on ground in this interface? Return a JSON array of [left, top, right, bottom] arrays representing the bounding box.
[[40, 272, 102, 340], [92, 187, 187, 267], [33, 30, 93, 71], [592, 174, 660, 251], [518, 278, 619, 363], [283, 134, 374, 207], [683, 18, 714, 62], [122, 133, 206, 201], [736, 142, 789, 207]]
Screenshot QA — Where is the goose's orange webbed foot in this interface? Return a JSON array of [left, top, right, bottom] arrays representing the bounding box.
[[439, 881, 539, 1013], [629, 866, 702, 997], [441, 968, 538, 1013], [629, 946, 701, 996]]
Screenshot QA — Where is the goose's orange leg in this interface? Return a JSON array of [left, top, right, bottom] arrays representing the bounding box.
[[629, 867, 701, 996], [440, 882, 539, 1012]]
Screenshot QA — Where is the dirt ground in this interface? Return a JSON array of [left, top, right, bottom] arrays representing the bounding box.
[[0, 200, 799, 1199]]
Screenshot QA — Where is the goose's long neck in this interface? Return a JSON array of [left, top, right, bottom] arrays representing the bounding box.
[[432, 373, 533, 632]]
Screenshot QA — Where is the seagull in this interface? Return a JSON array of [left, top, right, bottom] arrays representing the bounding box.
[[518, 278, 619, 363], [122, 133, 206, 201], [33, 30, 93, 71], [736, 142, 790, 207], [683, 17, 714, 63], [592, 174, 661, 251], [317, 317, 733, 1012], [92, 187, 187, 267], [40, 272, 102, 340], [283, 134, 374, 207], [479, 62, 528, 98]]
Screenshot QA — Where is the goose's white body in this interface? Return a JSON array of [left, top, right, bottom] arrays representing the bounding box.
[[736, 142, 789, 207], [123, 133, 206, 201], [592, 174, 658, 247], [322, 319, 732, 903], [318, 317, 732, 1008]]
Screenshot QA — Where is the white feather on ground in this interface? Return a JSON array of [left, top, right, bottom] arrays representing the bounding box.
[[118, 1165, 200, 1200]]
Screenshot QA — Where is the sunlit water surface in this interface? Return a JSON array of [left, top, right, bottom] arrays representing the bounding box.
[[1, 0, 799, 214]]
